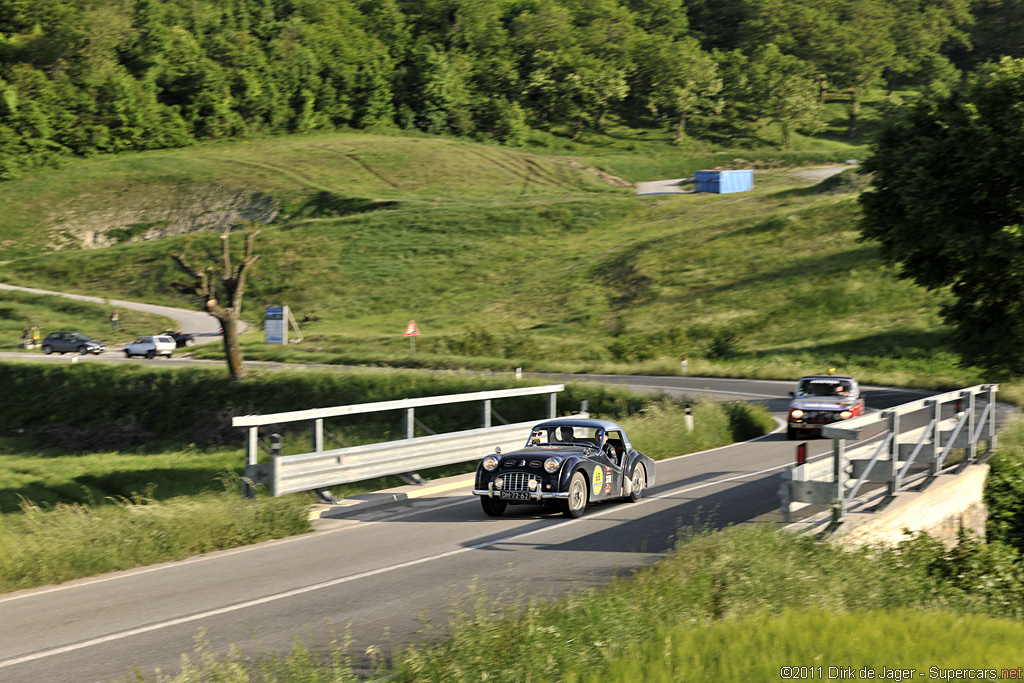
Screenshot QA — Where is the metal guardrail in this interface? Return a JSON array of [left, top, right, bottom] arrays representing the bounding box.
[[779, 384, 998, 523], [232, 384, 574, 498], [265, 418, 587, 497]]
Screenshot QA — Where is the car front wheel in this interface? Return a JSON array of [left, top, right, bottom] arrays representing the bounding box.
[[124, 350, 132, 358], [627, 464, 646, 502], [481, 497, 507, 517], [76, 346, 88, 355], [559, 472, 588, 518]]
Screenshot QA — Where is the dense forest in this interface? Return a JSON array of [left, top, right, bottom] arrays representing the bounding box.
[[0, 0, 1021, 179]]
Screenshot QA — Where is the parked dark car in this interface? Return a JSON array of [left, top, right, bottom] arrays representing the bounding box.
[[41, 331, 106, 355], [162, 330, 195, 347], [787, 375, 867, 439], [473, 418, 656, 518]]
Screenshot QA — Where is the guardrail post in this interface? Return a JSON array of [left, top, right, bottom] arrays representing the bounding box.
[[888, 410, 901, 495], [987, 385, 997, 453], [404, 408, 415, 439], [482, 399, 492, 428], [833, 437, 847, 520], [927, 400, 941, 477], [313, 418, 324, 452], [247, 427, 259, 467], [547, 392, 557, 419], [965, 390, 977, 464]]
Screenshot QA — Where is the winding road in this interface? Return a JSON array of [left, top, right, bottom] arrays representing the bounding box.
[[0, 362, 933, 682]]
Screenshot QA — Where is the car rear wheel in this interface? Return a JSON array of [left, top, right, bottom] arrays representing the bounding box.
[[145, 350, 155, 359], [559, 472, 588, 518], [481, 497, 507, 517], [627, 464, 646, 503], [42, 345, 53, 355]]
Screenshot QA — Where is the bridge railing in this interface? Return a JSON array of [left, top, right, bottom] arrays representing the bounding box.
[[232, 384, 579, 498], [779, 384, 998, 523]]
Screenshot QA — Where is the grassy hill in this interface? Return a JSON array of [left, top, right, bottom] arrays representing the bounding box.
[[0, 120, 977, 388]]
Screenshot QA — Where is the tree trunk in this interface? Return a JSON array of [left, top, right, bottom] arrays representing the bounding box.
[[171, 227, 260, 381], [846, 88, 860, 138], [217, 310, 246, 380], [675, 110, 687, 144]]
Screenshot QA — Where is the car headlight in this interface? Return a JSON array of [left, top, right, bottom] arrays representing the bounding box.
[[543, 458, 561, 473], [482, 456, 499, 471], [840, 410, 852, 419], [494, 477, 504, 490], [790, 409, 804, 418]]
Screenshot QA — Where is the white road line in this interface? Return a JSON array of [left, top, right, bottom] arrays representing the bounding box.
[[0, 458, 791, 670]]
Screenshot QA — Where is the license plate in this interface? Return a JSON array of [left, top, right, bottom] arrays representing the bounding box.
[[499, 491, 530, 500]]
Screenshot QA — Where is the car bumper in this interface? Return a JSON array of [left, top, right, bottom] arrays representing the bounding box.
[[472, 486, 570, 501]]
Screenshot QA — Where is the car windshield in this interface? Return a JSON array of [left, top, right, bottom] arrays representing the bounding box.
[[132, 337, 148, 343], [798, 379, 852, 396], [527, 425, 609, 448], [70, 333, 92, 341]]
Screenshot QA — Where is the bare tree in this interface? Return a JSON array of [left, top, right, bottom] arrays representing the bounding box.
[[171, 226, 260, 380]]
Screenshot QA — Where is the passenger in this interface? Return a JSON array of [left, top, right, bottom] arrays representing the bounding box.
[[557, 426, 575, 443]]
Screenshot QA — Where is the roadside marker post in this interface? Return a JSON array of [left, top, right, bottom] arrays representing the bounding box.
[[405, 320, 420, 353]]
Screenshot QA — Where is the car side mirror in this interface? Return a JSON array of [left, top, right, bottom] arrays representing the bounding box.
[[788, 391, 795, 397], [494, 446, 501, 455]]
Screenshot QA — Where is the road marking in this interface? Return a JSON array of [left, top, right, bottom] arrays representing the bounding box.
[[0, 458, 793, 670]]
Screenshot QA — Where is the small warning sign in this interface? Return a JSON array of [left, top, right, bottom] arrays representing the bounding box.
[[404, 320, 420, 336]]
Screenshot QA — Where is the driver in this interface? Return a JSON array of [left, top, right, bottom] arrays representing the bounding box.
[[597, 431, 617, 463]]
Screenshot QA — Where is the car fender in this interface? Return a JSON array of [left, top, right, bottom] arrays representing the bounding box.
[[623, 451, 656, 492], [556, 455, 590, 491]]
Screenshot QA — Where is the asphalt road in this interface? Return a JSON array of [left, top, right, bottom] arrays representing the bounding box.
[[0, 374, 934, 683]]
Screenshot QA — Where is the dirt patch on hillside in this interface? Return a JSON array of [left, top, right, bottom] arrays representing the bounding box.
[[48, 184, 280, 250], [561, 159, 633, 187]]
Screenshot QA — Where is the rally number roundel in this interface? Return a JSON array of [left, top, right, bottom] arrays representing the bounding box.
[[592, 467, 604, 496]]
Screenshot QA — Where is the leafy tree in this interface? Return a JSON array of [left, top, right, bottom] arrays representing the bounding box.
[[635, 35, 721, 143], [171, 226, 261, 381], [859, 57, 1024, 374], [882, 0, 972, 93], [746, 44, 824, 148]]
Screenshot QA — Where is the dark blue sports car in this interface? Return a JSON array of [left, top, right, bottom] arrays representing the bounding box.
[[473, 418, 656, 518]]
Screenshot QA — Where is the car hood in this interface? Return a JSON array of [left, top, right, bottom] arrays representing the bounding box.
[[789, 396, 858, 411], [495, 446, 590, 464]]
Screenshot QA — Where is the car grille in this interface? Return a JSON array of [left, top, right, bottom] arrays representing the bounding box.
[[802, 410, 841, 421], [502, 472, 540, 492]]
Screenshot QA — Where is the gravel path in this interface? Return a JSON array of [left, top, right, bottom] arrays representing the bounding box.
[[634, 164, 854, 196], [0, 283, 234, 347]]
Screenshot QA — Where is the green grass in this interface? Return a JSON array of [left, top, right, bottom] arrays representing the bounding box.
[[0, 478, 310, 593], [566, 610, 1024, 682]]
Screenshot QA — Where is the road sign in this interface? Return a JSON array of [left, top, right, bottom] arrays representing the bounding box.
[[265, 306, 286, 344], [404, 320, 420, 336]]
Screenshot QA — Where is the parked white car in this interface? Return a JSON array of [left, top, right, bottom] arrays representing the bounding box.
[[124, 335, 176, 359]]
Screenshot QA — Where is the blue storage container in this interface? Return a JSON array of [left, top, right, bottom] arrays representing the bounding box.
[[694, 169, 753, 194]]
